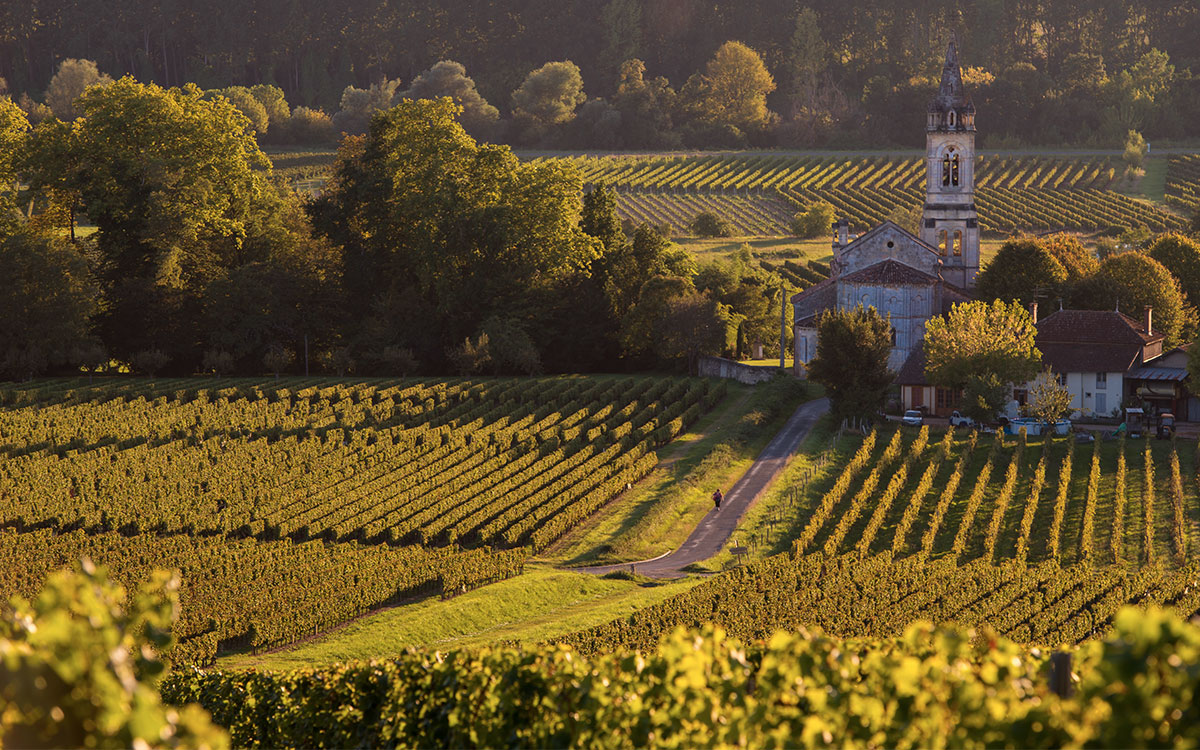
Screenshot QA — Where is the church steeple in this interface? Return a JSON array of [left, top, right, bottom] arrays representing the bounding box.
[[921, 35, 980, 288], [927, 36, 976, 133]]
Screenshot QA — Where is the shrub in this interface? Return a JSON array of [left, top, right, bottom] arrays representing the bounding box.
[[690, 211, 733, 237], [790, 202, 836, 238]]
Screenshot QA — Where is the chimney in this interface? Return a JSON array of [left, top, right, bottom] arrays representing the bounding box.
[[831, 218, 849, 252], [1029, 301, 1038, 325], [1144, 306, 1153, 334]]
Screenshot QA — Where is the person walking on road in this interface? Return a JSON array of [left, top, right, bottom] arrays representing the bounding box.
[[712, 488, 723, 510]]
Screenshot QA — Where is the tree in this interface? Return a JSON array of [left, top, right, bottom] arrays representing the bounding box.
[[67, 77, 290, 368], [975, 238, 1068, 305], [205, 86, 269, 136], [1072, 251, 1187, 346], [695, 247, 783, 358], [249, 84, 290, 132], [784, 7, 827, 109], [681, 41, 777, 134], [1147, 233, 1200, 307], [1024, 368, 1074, 423], [1123, 129, 1147, 178], [790, 202, 836, 238], [691, 211, 733, 237], [511, 61, 586, 136], [1040, 233, 1098, 281], [0, 229, 98, 380], [285, 107, 335, 144], [924, 300, 1042, 420], [332, 78, 402, 136], [311, 97, 597, 371], [0, 97, 28, 229], [656, 289, 731, 372], [805, 305, 894, 426], [401, 61, 499, 139], [43, 58, 111, 121], [0, 561, 229, 749], [581, 182, 624, 252], [611, 59, 678, 148]]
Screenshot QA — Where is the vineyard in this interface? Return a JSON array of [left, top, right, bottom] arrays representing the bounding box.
[[1167, 154, 1200, 214], [160, 595, 1200, 749], [263, 149, 1193, 236], [542, 153, 1189, 236], [782, 426, 1200, 567], [0, 374, 722, 663]]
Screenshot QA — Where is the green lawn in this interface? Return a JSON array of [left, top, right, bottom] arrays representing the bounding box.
[[218, 566, 700, 671]]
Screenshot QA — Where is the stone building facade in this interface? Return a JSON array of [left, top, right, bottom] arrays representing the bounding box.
[[793, 38, 977, 376]]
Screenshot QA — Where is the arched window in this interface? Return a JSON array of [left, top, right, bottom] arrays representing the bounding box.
[[890, 327, 897, 346], [951, 154, 960, 186], [953, 230, 963, 256], [948, 110, 956, 128], [938, 230, 948, 256], [942, 153, 951, 186]]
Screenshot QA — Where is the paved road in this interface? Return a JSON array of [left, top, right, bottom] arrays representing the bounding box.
[[579, 397, 830, 579]]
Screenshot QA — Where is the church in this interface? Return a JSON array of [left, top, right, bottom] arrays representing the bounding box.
[[793, 38, 979, 390]]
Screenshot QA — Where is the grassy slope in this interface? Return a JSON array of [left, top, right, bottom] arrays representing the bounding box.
[[218, 566, 700, 671]]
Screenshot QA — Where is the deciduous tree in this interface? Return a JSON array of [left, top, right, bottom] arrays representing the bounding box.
[[43, 58, 111, 121], [402, 61, 499, 139], [806, 305, 894, 426], [1072, 251, 1187, 346], [975, 238, 1068, 305], [1147, 233, 1200, 307], [1025, 368, 1074, 423], [924, 300, 1041, 420], [312, 97, 597, 371]]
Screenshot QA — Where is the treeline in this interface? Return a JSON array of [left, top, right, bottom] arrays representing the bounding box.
[[0, 87, 786, 379], [3, 1, 1200, 149]]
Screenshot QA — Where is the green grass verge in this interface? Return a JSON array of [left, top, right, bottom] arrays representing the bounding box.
[[544, 377, 815, 567], [216, 566, 700, 671]]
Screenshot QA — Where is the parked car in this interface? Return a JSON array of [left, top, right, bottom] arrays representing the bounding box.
[[902, 409, 923, 426], [948, 411, 975, 428]]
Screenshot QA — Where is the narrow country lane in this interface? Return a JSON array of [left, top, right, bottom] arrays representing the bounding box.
[[579, 397, 830, 578]]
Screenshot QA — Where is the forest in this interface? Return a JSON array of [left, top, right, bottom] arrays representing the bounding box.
[[2, 1, 1199, 149]]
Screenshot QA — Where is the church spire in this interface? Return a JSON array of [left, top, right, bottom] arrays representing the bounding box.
[[927, 33, 975, 131]]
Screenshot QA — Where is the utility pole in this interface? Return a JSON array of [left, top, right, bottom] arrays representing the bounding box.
[[779, 281, 788, 370]]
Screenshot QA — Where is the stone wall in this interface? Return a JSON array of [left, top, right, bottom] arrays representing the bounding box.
[[697, 356, 784, 385]]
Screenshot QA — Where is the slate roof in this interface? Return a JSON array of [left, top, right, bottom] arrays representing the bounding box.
[[895, 342, 929, 386], [842, 259, 938, 286], [790, 277, 837, 328], [1035, 310, 1164, 374]]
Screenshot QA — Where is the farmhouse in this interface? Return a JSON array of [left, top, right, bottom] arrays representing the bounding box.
[[793, 38, 980, 373]]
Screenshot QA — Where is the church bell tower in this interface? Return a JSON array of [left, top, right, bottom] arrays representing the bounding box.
[[921, 37, 980, 289]]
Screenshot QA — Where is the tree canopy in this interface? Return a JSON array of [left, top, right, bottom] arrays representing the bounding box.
[[1148, 233, 1200, 309], [312, 97, 598, 372], [1072, 251, 1187, 346], [806, 305, 894, 426], [975, 238, 1069, 306], [924, 300, 1042, 420]]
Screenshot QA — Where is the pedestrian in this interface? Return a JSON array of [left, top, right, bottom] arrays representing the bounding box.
[[712, 488, 723, 510]]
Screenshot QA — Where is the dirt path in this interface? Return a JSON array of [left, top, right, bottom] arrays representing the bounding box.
[[579, 397, 829, 578]]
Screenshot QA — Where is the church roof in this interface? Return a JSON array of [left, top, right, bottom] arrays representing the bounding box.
[[790, 277, 837, 327], [928, 37, 975, 113], [842, 259, 938, 286], [895, 342, 929, 386]]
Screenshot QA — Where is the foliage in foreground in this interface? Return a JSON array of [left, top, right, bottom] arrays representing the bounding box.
[[0, 562, 227, 749], [164, 605, 1200, 749]]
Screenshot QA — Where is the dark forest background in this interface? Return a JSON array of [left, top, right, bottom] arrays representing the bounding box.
[[2, 1, 1200, 148]]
